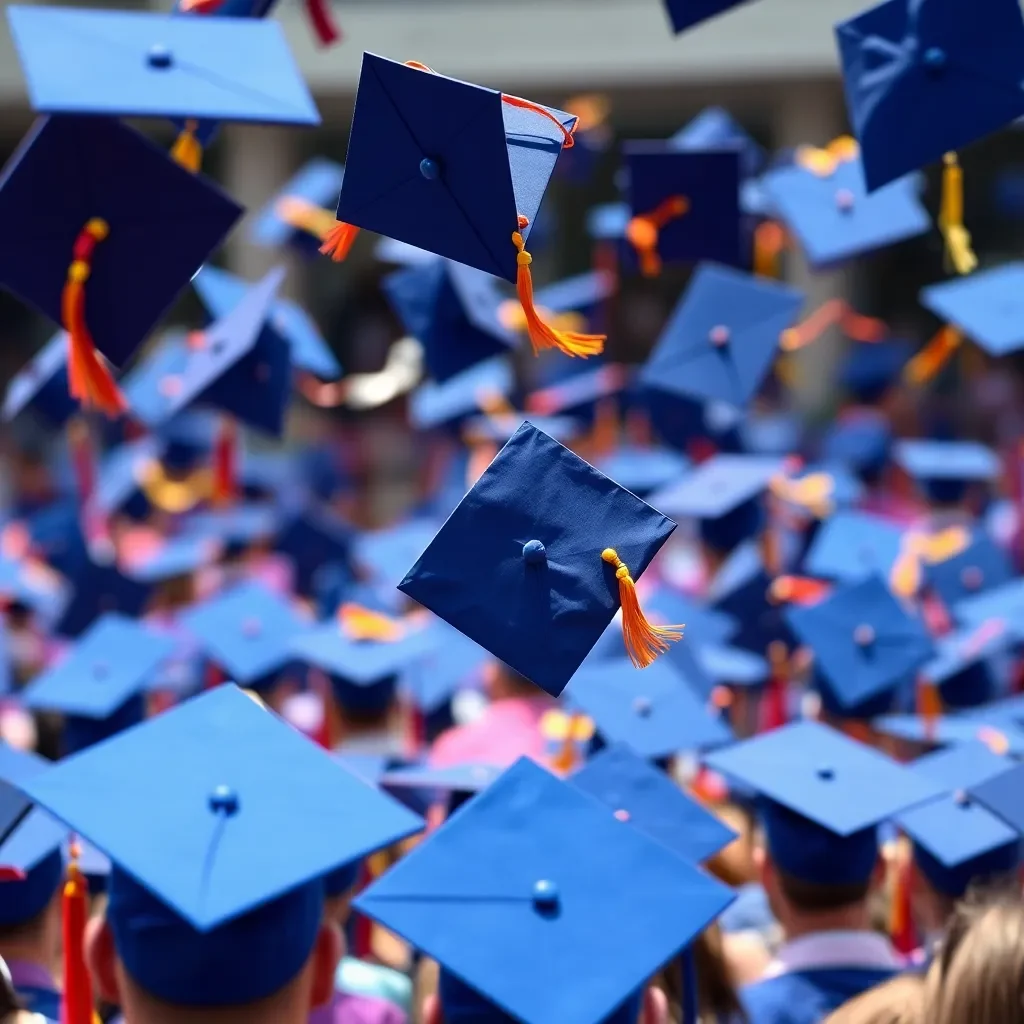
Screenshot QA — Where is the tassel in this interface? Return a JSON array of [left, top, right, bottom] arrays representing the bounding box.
[[916, 677, 943, 743], [753, 221, 786, 279], [550, 711, 585, 775], [66, 418, 96, 507], [843, 720, 873, 745], [904, 325, 962, 385], [976, 726, 1010, 756], [889, 842, 918, 956], [939, 153, 977, 277], [178, 0, 224, 11], [62, 218, 127, 418], [275, 195, 340, 242], [466, 442, 498, 488], [625, 196, 690, 277], [304, 0, 341, 45], [338, 602, 405, 642], [475, 387, 517, 418], [890, 537, 923, 600], [601, 548, 682, 668], [769, 576, 831, 606], [205, 664, 225, 691], [779, 299, 886, 353], [211, 416, 237, 509], [319, 221, 361, 262], [769, 471, 835, 520], [170, 120, 203, 174], [589, 397, 620, 459], [513, 226, 605, 359], [62, 840, 96, 1024], [760, 642, 790, 732]]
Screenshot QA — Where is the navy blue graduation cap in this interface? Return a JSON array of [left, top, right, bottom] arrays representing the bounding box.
[[836, 0, 1024, 192], [354, 518, 441, 591], [179, 581, 307, 690], [24, 613, 175, 753], [593, 447, 691, 499], [802, 509, 904, 583], [624, 146, 743, 271], [953, 578, 1024, 640], [568, 657, 733, 759], [2, 333, 76, 429], [740, 411, 803, 458], [400, 422, 680, 697], [55, 553, 151, 639], [639, 262, 804, 408], [840, 338, 912, 405], [571, 744, 737, 863], [920, 619, 1014, 710], [410, 357, 515, 433], [250, 158, 346, 257], [274, 502, 354, 597], [925, 530, 1013, 608], [662, 0, 757, 35], [0, 114, 242, 416], [383, 259, 517, 383], [921, 263, 1024, 357], [193, 264, 342, 381], [786, 574, 934, 714], [17, 684, 424, 1008], [380, 762, 501, 817], [820, 411, 893, 481], [355, 756, 735, 1024], [895, 439, 999, 506], [401, 622, 489, 726], [705, 720, 945, 886], [669, 106, 765, 179]]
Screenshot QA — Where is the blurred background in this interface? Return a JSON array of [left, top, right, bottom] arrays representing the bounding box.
[[1, 0, 1023, 521]]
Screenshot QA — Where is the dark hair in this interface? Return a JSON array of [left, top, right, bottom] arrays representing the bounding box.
[[656, 927, 747, 1024], [0, 959, 22, 1020], [776, 868, 871, 914], [494, 662, 543, 697]]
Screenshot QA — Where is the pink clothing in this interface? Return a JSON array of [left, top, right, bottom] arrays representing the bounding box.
[[310, 991, 407, 1024], [429, 696, 555, 768]]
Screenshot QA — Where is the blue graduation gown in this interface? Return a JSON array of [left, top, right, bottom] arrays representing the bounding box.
[[742, 967, 901, 1024]]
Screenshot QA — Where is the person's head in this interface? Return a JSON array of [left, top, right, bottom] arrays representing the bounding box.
[[87, 869, 342, 1024], [483, 661, 546, 702], [655, 926, 748, 1024], [823, 974, 925, 1024], [321, 859, 361, 927], [0, 848, 64, 970]]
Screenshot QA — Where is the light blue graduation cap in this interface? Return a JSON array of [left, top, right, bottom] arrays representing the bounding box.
[[409, 358, 515, 433], [925, 530, 1014, 609], [802, 509, 904, 583], [250, 158, 345, 257], [873, 712, 1024, 757], [593, 447, 691, 500], [2, 333, 75, 428], [668, 106, 765, 179], [953, 578, 1024, 641], [353, 519, 443, 591]]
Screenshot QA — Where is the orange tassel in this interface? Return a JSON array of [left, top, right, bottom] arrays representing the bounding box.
[[170, 120, 203, 173], [769, 576, 831, 606], [61, 840, 95, 1024], [904, 325, 962, 385], [211, 416, 237, 509], [779, 299, 887, 353], [753, 221, 786, 279], [275, 196, 340, 242], [916, 677, 943, 743], [320, 221, 360, 262], [889, 842, 917, 955], [550, 712, 585, 775], [601, 548, 682, 668], [625, 196, 690, 277], [513, 226, 605, 359], [62, 218, 127, 418]]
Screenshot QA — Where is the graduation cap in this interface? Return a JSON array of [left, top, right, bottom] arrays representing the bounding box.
[[668, 106, 765, 179], [872, 713, 1024, 757], [355, 756, 735, 1024], [250, 158, 346, 257], [839, 337, 912, 405], [894, 439, 1000, 506], [399, 422, 680, 697], [0, 114, 242, 416], [570, 744, 737, 863], [925, 530, 1014, 608], [920, 263, 1024, 358], [623, 146, 743, 273], [567, 658, 733, 760], [55, 553, 151, 639], [704, 720, 945, 885], [898, 743, 1020, 898], [274, 502, 354, 597], [380, 762, 502, 817], [17, 684, 424, 1007], [802, 510, 904, 583], [462, 412, 584, 446], [2, 332, 76, 429], [920, 620, 1014, 710], [639, 262, 804, 409], [409, 357, 516, 433], [785, 574, 934, 714], [593, 447, 691, 499], [354, 519, 441, 591], [322, 53, 604, 362], [193, 264, 342, 381], [762, 141, 929, 268], [969, 762, 1024, 837], [24, 613, 175, 753], [126, 533, 223, 585], [524, 364, 628, 421], [820, 411, 893, 481], [836, 0, 1024, 192], [179, 581, 308, 690], [662, 0, 756, 35], [953, 578, 1024, 641]]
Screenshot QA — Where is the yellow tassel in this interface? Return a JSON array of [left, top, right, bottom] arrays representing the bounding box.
[[338, 603, 405, 642], [903, 325, 962, 385], [171, 120, 203, 174], [890, 532, 923, 599], [939, 153, 977, 277], [916, 677, 943, 742], [601, 548, 682, 668]]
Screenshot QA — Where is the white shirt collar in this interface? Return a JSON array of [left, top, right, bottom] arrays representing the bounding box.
[[763, 930, 904, 979]]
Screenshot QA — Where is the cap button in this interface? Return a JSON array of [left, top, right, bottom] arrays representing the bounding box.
[[92, 661, 109, 681], [961, 566, 983, 590], [709, 325, 730, 347], [923, 46, 947, 72], [835, 188, 856, 212], [613, 808, 631, 822], [532, 879, 559, 910], [854, 623, 876, 648], [147, 44, 174, 70], [522, 539, 547, 565], [816, 765, 835, 781], [419, 158, 440, 181], [632, 695, 652, 717], [953, 788, 971, 808], [242, 616, 262, 639], [208, 784, 239, 816]]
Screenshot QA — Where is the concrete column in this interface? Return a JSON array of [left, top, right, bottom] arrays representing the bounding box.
[[772, 81, 850, 418]]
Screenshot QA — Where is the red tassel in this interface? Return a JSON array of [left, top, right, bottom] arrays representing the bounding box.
[[889, 849, 917, 955], [319, 221, 360, 262], [759, 642, 789, 732], [211, 417, 237, 508], [304, 0, 341, 45], [205, 664, 226, 691], [61, 841, 95, 1024]]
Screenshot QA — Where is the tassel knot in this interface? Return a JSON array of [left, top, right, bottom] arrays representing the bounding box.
[[940, 152, 977, 277], [171, 120, 203, 174], [626, 196, 690, 278]]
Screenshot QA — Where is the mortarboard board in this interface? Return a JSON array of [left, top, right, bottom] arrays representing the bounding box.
[[410, 357, 516, 433], [649, 453, 781, 523], [802, 509, 904, 583], [953, 578, 1024, 640], [624, 146, 743, 272], [354, 519, 441, 591], [383, 259, 517, 384], [55, 553, 151, 639], [274, 502, 354, 597], [898, 742, 1020, 897], [762, 143, 929, 268], [839, 337, 912, 405], [639, 262, 804, 409], [380, 762, 502, 816], [567, 657, 733, 760], [524, 364, 627, 421], [193, 264, 342, 381], [399, 422, 679, 697], [920, 263, 1024, 357], [2, 332, 76, 429], [17, 684, 424, 1006], [662, 0, 756, 35], [668, 106, 765, 179], [820, 411, 893, 481], [785, 574, 934, 713], [705, 720, 945, 885], [179, 581, 307, 690], [250, 158, 346, 257], [968, 762, 1024, 837], [693, 641, 769, 690], [462, 412, 584, 446], [920, 620, 1013, 709], [894, 439, 999, 505], [354, 756, 736, 1024], [925, 530, 1014, 609], [0, 114, 242, 416], [126, 533, 222, 585], [593, 447, 691, 499], [401, 622, 489, 721], [835, 0, 1024, 193], [178, 503, 280, 551], [570, 744, 737, 863], [872, 712, 1024, 756], [739, 411, 803, 457]]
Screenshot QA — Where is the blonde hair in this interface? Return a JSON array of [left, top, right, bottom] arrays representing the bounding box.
[[823, 975, 925, 1024]]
